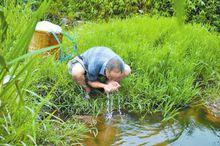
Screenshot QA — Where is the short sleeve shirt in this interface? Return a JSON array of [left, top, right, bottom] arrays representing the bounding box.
[[81, 46, 124, 82]]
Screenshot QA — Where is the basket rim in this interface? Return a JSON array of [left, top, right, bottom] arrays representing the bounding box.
[[35, 30, 62, 35]]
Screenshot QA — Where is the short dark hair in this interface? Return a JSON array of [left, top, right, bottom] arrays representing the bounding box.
[[106, 56, 124, 73]]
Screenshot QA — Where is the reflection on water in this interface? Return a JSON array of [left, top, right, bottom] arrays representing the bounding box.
[[84, 106, 220, 146]]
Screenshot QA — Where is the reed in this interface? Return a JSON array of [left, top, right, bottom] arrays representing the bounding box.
[[0, 1, 88, 145]]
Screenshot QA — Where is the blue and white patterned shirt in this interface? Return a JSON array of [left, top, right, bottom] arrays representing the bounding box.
[[81, 46, 125, 82]]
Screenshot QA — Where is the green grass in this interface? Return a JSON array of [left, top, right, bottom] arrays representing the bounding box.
[[74, 16, 219, 119], [0, 1, 88, 145], [28, 57, 106, 116], [31, 15, 220, 121]]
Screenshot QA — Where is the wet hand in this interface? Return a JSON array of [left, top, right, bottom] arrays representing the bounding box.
[[104, 81, 120, 93], [107, 81, 120, 89], [103, 85, 112, 93]]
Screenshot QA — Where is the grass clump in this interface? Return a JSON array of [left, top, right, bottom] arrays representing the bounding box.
[[28, 57, 106, 117]]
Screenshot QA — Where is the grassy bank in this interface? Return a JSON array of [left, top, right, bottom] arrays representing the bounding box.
[[31, 16, 220, 121]]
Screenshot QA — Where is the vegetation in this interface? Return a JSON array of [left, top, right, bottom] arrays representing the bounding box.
[[31, 16, 219, 121], [0, 1, 88, 145], [31, 0, 220, 31], [0, 0, 219, 145]]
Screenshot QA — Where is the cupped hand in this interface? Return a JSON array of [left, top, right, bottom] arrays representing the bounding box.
[[103, 84, 112, 93], [104, 81, 120, 93], [107, 81, 120, 88]]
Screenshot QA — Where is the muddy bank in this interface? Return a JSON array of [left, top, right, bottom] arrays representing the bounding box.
[[205, 98, 220, 121]]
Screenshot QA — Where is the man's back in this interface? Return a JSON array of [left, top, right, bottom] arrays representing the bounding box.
[[81, 46, 124, 81]]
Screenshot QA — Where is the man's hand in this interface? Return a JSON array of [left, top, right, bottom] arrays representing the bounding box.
[[107, 80, 120, 88], [87, 81, 120, 93], [103, 84, 112, 93], [104, 81, 120, 93]]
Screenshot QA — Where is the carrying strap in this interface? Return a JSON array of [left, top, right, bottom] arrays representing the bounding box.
[[50, 31, 78, 61]]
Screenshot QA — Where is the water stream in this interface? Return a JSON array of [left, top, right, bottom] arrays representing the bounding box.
[[106, 93, 114, 120], [106, 93, 123, 121], [117, 95, 122, 115]]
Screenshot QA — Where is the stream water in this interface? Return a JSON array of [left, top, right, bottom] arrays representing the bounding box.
[[106, 93, 114, 120], [84, 96, 220, 146]]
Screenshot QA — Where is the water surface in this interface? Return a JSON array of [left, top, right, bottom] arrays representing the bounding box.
[[84, 106, 220, 146]]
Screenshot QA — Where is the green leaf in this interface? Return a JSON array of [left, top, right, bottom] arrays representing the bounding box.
[[0, 54, 7, 68], [7, 45, 60, 65]]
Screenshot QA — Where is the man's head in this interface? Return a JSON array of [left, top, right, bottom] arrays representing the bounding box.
[[105, 56, 125, 81]]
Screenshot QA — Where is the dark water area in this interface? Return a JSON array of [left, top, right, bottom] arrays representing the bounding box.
[[83, 106, 220, 146]]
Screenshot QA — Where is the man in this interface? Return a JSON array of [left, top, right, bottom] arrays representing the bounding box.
[[68, 46, 131, 98]]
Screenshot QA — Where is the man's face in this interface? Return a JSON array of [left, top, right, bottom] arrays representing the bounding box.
[[106, 68, 123, 81]]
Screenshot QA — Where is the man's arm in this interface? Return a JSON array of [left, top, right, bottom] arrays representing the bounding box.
[[87, 81, 106, 89], [87, 81, 118, 93]]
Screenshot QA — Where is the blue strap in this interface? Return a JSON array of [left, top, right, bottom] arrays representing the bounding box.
[[50, 31, 78, 61], [61, 31, 78, 55]]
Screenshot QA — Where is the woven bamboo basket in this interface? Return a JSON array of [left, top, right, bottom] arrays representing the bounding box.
[[29, 30, 63, 60]]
